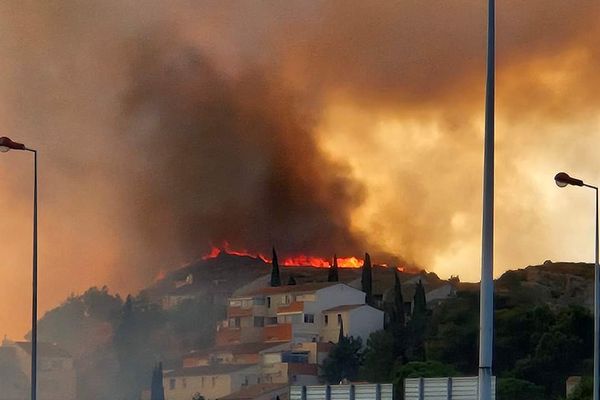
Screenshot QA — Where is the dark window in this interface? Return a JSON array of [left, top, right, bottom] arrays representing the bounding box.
[[337, 314, 342, 326], [267, 297, 271, 308], [304, 313, 315, 324], [266, 317, 278, 325], [324, 315, 329, 325], [254, 317, 265, 327], [234, 317, 241, 328]]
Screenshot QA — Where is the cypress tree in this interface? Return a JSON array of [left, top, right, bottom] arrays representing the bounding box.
[[393, 271, 406, 326], [413, 280, 427, 318], [361, 253, 373, 305], [328, 254, 339, 282], [150, 362, 165, 400], [338, 318, 345, 343], [270, 247, 281, 287]]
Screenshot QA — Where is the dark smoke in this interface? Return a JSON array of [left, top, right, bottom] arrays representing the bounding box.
[[119, 31, 370, 263]]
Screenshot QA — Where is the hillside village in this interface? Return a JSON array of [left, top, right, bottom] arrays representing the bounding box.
[[149, 252, 456, 400], [0, 255, 596, 400]]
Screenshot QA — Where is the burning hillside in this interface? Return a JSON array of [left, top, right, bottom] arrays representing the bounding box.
[[201, 243, 398, 269]]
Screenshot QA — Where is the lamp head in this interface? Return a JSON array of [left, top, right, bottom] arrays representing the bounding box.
[[554, 172, 584, 188], [0, 137, 26, 152]]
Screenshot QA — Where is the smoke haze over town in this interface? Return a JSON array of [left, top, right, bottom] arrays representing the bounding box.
[[0, 0, 599, 338]]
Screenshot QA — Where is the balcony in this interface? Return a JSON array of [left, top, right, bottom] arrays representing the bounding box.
[[215, 327, 241, 346], [227, 306, 253, 318], [263, 323, 292, 342], [277, 301, 304, 314]]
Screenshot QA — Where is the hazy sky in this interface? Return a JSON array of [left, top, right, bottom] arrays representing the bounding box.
[[0, 1, 599, 338]]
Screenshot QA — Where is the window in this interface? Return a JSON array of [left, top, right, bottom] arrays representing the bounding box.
[[234, 317, 241, 328], [304, 313, 315, 324], [254, 316, 264, 327], [254, 297, 266, 305], [266, 317, 277, 325], [169, 379, 176, 390], [282, 294, 292, 305], [267, 297, 271, 308], [243, 376, 249, 386], [337, 314, 342, 326], [324, 315, 329, 325]]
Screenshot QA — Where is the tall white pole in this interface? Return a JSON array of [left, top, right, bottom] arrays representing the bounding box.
[[594, 186, 599, 400], [478, 0, 495, 399]]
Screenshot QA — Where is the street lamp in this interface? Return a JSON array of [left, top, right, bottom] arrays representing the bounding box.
[[0, 136, 38, 400], [555, 171, 599, 400]]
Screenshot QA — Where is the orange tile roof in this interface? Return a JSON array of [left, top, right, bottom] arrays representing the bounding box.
[[244, 282, 337, 296], [277, 301, 304, 314]]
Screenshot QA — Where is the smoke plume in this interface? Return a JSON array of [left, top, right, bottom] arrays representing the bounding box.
[[0, 1, 599, 337]]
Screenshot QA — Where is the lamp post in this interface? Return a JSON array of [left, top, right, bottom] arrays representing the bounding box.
[[555, 171, 599, 400], [478, 0, 495, 399], [0, 136, 38, 400]]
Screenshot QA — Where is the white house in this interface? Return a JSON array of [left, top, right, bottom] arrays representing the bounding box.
[[164, 364, 260, 400], [216, 282, 368, 345], [321, 304, 384, 344]]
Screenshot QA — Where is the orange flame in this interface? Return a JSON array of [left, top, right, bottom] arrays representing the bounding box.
[[202, 243, 365, 269]]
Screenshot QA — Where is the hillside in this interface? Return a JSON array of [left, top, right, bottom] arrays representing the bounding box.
[[494, 261, 595, 310]]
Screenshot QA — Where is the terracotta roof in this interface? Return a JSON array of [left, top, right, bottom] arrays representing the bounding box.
[[189, 342, 289, 357], [244, 282, 338, 297], [165, 364, 258, 377], [219, 383, 289, 400], [322, 304, 367, 313], [15, 342, 71, 358]]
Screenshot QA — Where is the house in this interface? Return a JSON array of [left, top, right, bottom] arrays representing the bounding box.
[[216, 282, 373, 345], [164, 364, 260, 400], [321, 304, 384, 344], [183, 342, 289, 367], [0, 339, 76, 400], [218, 383, 289, 400]]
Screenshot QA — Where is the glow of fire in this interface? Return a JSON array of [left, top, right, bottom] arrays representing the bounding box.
[[202, 243, 366, 269]]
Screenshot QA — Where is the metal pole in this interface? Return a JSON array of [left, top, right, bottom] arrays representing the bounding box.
[[478, 0, 495, 399], [595, 186, 599, 400], [30, 149, 37, 400]]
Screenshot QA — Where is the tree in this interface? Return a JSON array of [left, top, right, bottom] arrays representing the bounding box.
[[361, 253, 373, 305], [392, 272, 405, 327], [412, 280, 426, 318], [287, 275, 297, 285], [192, 393, 206, 400], [328, 254, 339, 282], [361, 330, 398, 382], [150, 362, 165, 400], [567, 377, 592, 400], [270, 247, 281, 287], [497, 378, 544, 400], [322, 336, 363, 384], [338, 318, 345, 342]]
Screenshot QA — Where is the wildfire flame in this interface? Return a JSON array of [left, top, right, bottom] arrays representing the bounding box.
[[202, 243, 364, 268]]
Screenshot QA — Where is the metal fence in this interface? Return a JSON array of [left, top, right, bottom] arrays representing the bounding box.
[[404, 377, 496, 400], [290, 384, 394, 400]]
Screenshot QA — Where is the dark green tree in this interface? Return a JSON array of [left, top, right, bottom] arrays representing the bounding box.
[[392, 272, 405, 327], [338, 318, 345, 342], [192, 393, 206, 400], [287, 275, 297, 285], [328, 255, 339, 282], [567, 377, 592, 400], [322, 335, 363, 384], [361, 253, 373, 304], [150, 362, 165, 400], [361, 330, 398, 382], [413, 280, 426, 318], [496, 378, 545, 400], [270, 247, 281, 287]]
